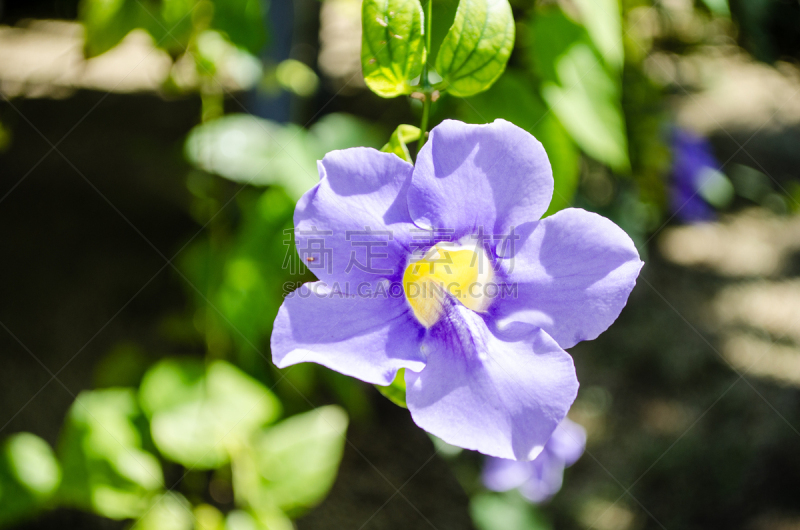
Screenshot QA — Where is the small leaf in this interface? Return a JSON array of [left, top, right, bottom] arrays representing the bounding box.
[[0, 433, 61, 526], [210, 0, 266, 55], [361, 0, 426, 98], [132, 492, 193, 530], [434, 0, 515, 97], [147, 361, 282, 470], [700, 0, 730, 17], [235, 406, 348, 515], [58, 389, 163, 519], [184, 113, 383, 199], [532, 10, 629, 171], [470, 492, 551, 530], [571, 0, 623, 71], [375, 368, 408, 408], [380, 125, 421, 162]]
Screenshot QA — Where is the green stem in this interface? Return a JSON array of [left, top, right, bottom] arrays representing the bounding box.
[[417, 96, 431, 153], [416, 0, 434, 153]]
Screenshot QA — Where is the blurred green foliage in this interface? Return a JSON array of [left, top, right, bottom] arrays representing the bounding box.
[[0, 434, 61, 526], [2, 360, 348, 528], [184, 113, 383, 199], [79, 0, 265, 57], [471, 492, 551, 530]]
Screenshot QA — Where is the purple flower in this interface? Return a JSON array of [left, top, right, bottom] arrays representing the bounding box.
[[670, 128, 732, 222], [271, 119, 642, 460], [482, 418, 586, 503]]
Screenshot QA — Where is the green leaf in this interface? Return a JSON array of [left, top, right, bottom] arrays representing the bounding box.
[[139, 358, 206, 418], [434, 0, 515, 97], [0, 433, 61, 526], [459, 71, 580, 215], [58, 389, 163, 519], [361, 0, 426, 97], [470, 492, 551, 530], [225, 509, 292, 530], [184, 113, 383, 199], [146, 360, 282, 470], [375, 368, 408, 408], [210, 0, 266, 55], [380, 125, 421, 162], [234, 406, 348, 515], [132, 492, 193, 530], [428, 0, 460, 66], [700, 0, 730, 17], [79, 0, 151, 57], [571, 0, 623, 71], [532, 9, 629, 171]]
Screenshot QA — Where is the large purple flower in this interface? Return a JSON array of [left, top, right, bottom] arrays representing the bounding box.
[[482, 418, 586, 503], [271, 119, 642, 460]]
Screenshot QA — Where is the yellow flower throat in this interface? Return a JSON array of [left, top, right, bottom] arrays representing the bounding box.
[[402, 243, 494, 328]]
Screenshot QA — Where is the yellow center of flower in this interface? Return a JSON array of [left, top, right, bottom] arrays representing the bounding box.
[[402, 243, 494, 328]]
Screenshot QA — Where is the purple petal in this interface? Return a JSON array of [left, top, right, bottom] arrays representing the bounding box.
[[482, 458, 536, 492], [271, 282, 426, 385], [295, 148, 417, 284], [408, 120, 554, 242], [494, 208, 643, 350], [405, 299, 579, 460], [482, 418, 585, 500], [518, 454, 566, 503], [546, 418, 586, 466]]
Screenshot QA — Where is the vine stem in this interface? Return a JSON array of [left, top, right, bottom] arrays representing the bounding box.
[[416, 0, 434, 153]]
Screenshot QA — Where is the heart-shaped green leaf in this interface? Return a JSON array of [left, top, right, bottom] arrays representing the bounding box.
[[434, 0, 514, 97], [361, 0, 426, 98]]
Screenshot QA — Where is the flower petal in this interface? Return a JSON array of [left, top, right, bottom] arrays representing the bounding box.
[[271, 282, 426, 385], [295, 148, 417, 284], [547, 418, 586, 466], [408, 119, 554, 242], [494, 208, 643, 349], [482, 458, 535, 492], [518, 454, 566, 503], [405, 299, 578, 460]]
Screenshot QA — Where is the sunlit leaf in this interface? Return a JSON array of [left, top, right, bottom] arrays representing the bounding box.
[[147, 360, 281, 470], [0, 433, 61, 526], [571, 0, 623, 71], [361, 0, 426, 97], [700, 0, 730, 17], [380, 125, 421, 162], [184, 113, 382, 199], [375, 368, 408, 407], [58, 389, 163, 519], [225, 509, 291, 530], [132, 492, 193, 530], [459, 71, 580, 215], [471, 492, 551, 530], [428, 0, 459, 65], [275, 59, 319, 97], [434, 0, 514, 97], [195, 504, 226, 530], [234, 406, 348, 515], [532, 9, 629, 171], [79, 0, 154, 57]]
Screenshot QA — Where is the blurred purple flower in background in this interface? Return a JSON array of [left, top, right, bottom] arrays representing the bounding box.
[[482, 418, 586, 503], [272, 119, 642, 460], [670, 128, 734, 222]]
